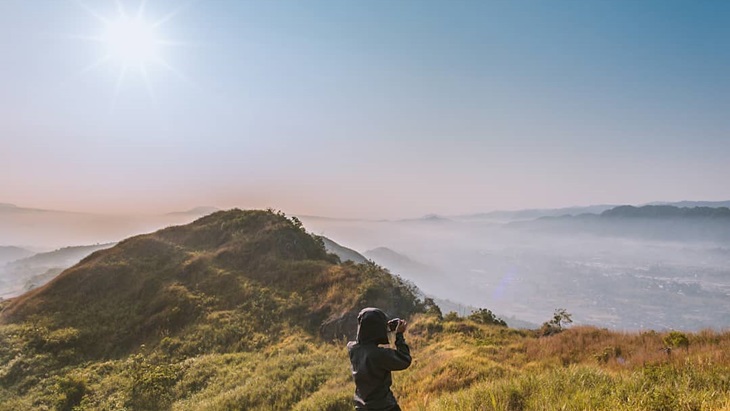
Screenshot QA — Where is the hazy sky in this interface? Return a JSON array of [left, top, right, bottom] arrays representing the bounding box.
[[1, 0, 728, 218]]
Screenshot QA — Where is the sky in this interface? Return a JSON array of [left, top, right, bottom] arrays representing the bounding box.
[[1, 0, 728, 219]]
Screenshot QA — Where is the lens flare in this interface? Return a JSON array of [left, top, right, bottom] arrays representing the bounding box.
[[103, 17, 160, 67], [68, 0, 195, 105]]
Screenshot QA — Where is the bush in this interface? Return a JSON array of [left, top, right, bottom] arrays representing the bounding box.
[[53, 374, 87, 411], [443, 312, 462, 322], [539, 308, 572, 337], [468, 308, 507, 327], [423, 298, 443, 320], [663, 331, 689, 352]]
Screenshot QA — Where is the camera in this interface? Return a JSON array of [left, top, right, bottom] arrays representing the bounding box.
[[387, 318, 401, 332]]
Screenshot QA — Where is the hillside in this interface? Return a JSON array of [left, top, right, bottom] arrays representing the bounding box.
[[0, 243, 116, 299], [0, 209, 729, 410], [1, 210, 424, 357], [321, 237, 368, 264]]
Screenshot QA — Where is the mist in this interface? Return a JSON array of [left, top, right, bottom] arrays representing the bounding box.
[[299, 212, 730, 331], [2, 202, 729, 331]]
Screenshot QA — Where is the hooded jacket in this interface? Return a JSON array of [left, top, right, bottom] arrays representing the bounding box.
[[347, 307, 412, 410]]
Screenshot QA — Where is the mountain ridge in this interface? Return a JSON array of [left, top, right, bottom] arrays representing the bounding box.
[[509, 205, 730, 243], [0, 209, 426, 360]]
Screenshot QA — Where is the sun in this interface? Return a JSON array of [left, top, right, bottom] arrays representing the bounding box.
[[71, 0, 192, 103], [103, 16, 161, 67]]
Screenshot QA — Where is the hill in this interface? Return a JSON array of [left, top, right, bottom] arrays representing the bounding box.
[[0, 246, 34, 265], [1, 209, 729, 410], [0, 243, 115, 299], [321, 237, 368, 264], [1, 210, 424, 358]]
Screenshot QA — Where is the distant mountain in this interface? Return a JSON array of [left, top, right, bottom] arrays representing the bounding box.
[[5, 243, 116, 267], [454, 205, 618, 222], [0, 246, 34, 265], [648, 200, 730, 208], [365, 247, 434, 272], [602, 205, 730, 218], [0, 203, 30, 212], [321, 237, 367, 263], [1, 209, 426, 359], [0, 243, 115, 299], [0, 203, 222, 247], [451, 201, 730, 222], [364, 247, 444, 294], [396, 214, 454, 223], [0, 202, 78, 215], [165, 206, 220, 217], [510, 205, 730, 242]]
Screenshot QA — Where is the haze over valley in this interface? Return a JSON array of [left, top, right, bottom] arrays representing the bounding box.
[[3, 201, 728, 332], [302, 204, 730, 331]]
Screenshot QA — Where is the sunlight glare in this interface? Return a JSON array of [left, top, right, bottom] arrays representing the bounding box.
[[103, 17, 160, 67]]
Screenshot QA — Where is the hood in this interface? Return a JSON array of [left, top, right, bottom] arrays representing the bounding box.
[[356, 307, 390, 345]]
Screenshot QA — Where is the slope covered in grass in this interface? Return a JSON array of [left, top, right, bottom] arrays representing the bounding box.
[[1, 209, 729, 410]]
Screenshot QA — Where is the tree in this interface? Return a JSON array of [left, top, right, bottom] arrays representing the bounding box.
[[468, 308, 507, 327], [423, 297, 443, 320], [539, 308, 573, 336]]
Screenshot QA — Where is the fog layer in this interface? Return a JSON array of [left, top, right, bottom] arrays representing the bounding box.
[[300, 213, 730, 331]]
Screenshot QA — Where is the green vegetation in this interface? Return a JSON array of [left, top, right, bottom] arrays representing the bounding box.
[[1, 209, 729, 410], [468, 308, 507, 327], [539, 308, 573, 336]]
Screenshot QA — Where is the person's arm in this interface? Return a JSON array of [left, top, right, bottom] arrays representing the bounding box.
[[380, 321, 412, 371]]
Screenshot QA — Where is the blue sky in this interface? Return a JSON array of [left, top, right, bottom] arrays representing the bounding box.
[[1, 0, 728, 218]]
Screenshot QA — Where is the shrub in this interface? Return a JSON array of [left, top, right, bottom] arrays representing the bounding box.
[[539, 308, 573, 337], [443, 312, 462, 322], [468, 308, 507, 327], [663, 331, 689, 352], [423, 298, 443, 320], [53, 374, 87, 411]]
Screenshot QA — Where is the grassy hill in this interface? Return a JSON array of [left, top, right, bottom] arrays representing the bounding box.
[[1, 209, 729, 410]]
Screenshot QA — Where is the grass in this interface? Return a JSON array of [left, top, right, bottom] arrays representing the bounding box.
[[1, 209, 729, 410], [1, 313, 729, 410]]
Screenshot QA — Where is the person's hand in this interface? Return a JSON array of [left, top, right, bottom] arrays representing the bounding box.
[[396, 319, 407, 333]]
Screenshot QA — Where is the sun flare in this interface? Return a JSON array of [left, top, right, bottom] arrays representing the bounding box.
[[71, 0, 192, 104], [103, 16, 161, 67]]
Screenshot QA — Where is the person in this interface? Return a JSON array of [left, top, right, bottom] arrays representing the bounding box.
[[347, 307, 412, 410]]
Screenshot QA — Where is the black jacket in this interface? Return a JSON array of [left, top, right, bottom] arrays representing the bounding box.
[[347, 308, 412, 410]]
